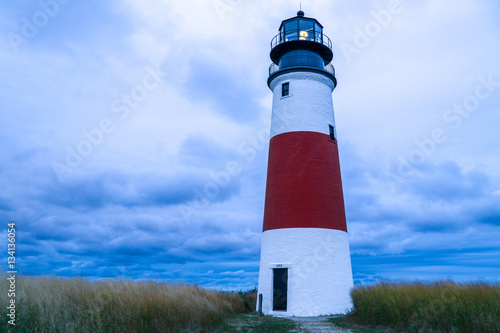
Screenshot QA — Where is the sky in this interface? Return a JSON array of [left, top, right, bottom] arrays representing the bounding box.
[[0, 0, 499, 290]]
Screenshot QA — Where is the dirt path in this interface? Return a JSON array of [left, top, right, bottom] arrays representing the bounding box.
[[290, 316, 352, 333]]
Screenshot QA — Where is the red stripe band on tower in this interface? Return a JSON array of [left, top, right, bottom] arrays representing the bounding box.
[[262, 131, 347, 232]]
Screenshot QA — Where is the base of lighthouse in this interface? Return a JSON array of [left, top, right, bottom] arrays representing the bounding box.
[[256, 228, 353, 316]]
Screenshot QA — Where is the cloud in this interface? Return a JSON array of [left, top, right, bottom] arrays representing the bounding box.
[[401, 161, 491, 202], [184, 57, 263, 122], [0, 195, 13, 212], [179, 132, 239, 167], [35, 167, 241, 210], [0, 0, 499, 289]]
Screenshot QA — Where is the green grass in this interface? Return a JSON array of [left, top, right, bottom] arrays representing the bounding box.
[[348, 281, 500, 333], [213, 314, 296, 332], [329, 315, 393, 333], [0, 274, 256, 333], [4, 275, 498, 333]]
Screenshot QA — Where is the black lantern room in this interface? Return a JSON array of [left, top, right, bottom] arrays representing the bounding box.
[[268, 11, 336, 88]]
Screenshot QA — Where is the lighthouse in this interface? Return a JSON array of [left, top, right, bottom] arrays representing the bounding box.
[[256, 11, 353, 316]]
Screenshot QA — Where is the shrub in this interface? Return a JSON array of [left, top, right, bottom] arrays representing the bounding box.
[[0, 274, 255, 332], [349, 281, 500, 333]]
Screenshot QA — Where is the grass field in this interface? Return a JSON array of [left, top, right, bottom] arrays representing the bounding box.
[[346, 281, 500, 333], [0, 274, 257, 332], [329, 316, 392, 333], [213, 314, 296, 332], [3, 275, 499, 332]]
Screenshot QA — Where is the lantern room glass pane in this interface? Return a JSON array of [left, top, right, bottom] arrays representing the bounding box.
[[299, 19, 314, 41], [283, 20, 298, 41], [284, 20, 297, 33], [315, 22, 323, 42], [299, 19, 314, 31]]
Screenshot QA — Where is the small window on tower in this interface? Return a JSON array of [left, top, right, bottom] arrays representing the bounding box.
[[329, 125, 335, 140], [282, 82, 289, 97]]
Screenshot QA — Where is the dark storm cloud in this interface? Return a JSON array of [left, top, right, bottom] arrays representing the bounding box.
[[352, 247, 500, 284], [36, 167, 241, 210], [177, 231, 261, 258], [340, 145, 500, 273], [11, 200, 261, 284], [343, 154, 500, 230], [478, 207, 500, 226], [0, 196, 13, 212]]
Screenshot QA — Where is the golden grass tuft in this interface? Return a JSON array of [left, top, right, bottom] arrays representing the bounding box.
[[349, 280, 500, 332], [1, 274, 255, 332]]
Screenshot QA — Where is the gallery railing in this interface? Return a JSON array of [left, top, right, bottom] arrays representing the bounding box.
[[270, 29, 333, 50]]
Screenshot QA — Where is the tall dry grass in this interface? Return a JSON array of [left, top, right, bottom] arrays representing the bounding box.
[[349, 281, 500, 333], [0, 274, 254, 332]]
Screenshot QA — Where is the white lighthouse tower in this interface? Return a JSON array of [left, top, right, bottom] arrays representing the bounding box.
[[256, 11, 353, 316]]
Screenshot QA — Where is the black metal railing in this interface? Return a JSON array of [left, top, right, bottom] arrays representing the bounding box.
[[280, 55, 324, 69], [270, 29, 332, 50], [268, 55, 335, 77]]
